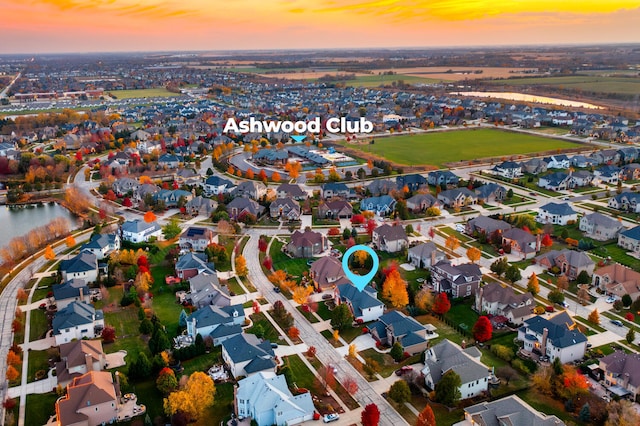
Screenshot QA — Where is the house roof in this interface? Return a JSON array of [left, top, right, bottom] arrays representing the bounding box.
[[176, 252, 215, 274], [406, 193, 437, 206], [581, 212, 622, 229], [534, 249, 594, 269], [619, 225, 640, 240], [276, 183, 306, 198], [121, 219, 160, 235], [475, 183, 506, 199], [187, 304, 244, 329], [522, 314, 587, 348], [464, 395, 566, 426], [227, 197, 265, 216], [204, 175, 234, 187], [56, 371, 116, 426], [53, 279, 89, 301], [310, 256, 349, 288], [82, 234, 118, 251], [373, 310, 426, 338], [361, 195, 395, 210], [59, 251, 97, 274], [289, 230, 325, 249], [53, 301, 102, 335], [337, 284, 383, 316], [479, 282, 534, 308], [59, 340, 104, 369], [467, 216, 511, 235], [600, 351, 640, 390], [181, 226, 212, 240], [221, 333, 275, 364], [539, 202, 576, 216], [422, 339, 490, 386], [408, 242, 444, 260], [321, 182, 349, 192], [374, 223, 408, 242], [594, 263, 640, 298]]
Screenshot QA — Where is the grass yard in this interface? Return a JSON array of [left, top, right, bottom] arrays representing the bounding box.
[[270, 240, 310, 278], [29, 309, 49, 341], [359, 348, 420, 378], [339, 129, 581, 167], [25, 393, 58, 426], [341, 74, 443, 87], [27, 349, 51, 382], [281, 354, 317, 391], [591, 243, 640, 271], [445, 299, 479, 331], [316, 301, 334, 321], [203, 382, 235, 425], [181, 347, 222, 377], [248, 312, 285, 344], [109, 88, 181, 99], [321, 329, 344, 347], [296, 306, 320, 323], [496, 75, 640, 96]]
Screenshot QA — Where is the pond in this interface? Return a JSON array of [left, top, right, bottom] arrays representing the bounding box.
[[450, 91, 602, 109], [0, 202, 78, 248]]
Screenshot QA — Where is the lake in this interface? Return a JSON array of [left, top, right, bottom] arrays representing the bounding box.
[[0, 203, 78, 247], [449, 91, 602, 109]]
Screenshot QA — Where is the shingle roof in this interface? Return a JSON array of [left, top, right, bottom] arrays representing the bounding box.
[[59, 251, 97, 274], [221, 333, 275, 364], [53, 302, 101, 335], [465, 395, 566, 426], [53, 279, 89, 301], [374, 223, 408, 242], [523, 314, 587, 348], [337, 284, 383, 316], [539, 202, 576, 216]]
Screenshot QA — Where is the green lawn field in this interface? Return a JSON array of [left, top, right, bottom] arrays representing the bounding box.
[[109, 88, 181, 99], [339, 129, 581, 167], [495, 76, 640, 95], [340, 74, 445, 87]]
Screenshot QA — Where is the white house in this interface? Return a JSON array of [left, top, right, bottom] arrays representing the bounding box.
[[59, 252, 98, 283], [536, 202, 577, 226], [80, 233, 120, 260], [221, 333, 277, 378], [53, 279, 90, 310], [186, 304, 244, 345], [236, 372, 315, 426], [335, 283, 384, 323], [121, 219, 163, 243], [475, 282, 534, 325], [372, 224, 408, 253], [53, 301, 104, 345], [517, 312, 587, 364], [203, 176, 235, 195]]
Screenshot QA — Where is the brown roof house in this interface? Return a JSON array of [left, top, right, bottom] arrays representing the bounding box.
[[269, 197, 301, 220], [372, 224, 408, 253], [475, 282, 535, 325], [501, 228, 540, 260], [534, 249, 595, 280], [431, 260, 482, 299], [317, 199, 353, 219], [592, 263, 640, 301], [55, 371, 118, 426], [310, 256, 349, 291], [285, 230, 329, 258], [599, 351, 640, 401], [56, 340, 108, 387]]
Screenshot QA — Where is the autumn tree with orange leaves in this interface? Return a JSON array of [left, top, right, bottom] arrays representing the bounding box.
[[44, 245, 55, 260], [271, 171, 281, 182], [466, 246, 481, 263], [144, 211, 157, 223], [382, 269, 409, 308]]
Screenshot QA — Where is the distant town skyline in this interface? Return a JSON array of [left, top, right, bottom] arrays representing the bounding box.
[[2, 0, 639, 54]]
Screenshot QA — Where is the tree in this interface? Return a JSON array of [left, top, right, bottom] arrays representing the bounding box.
[[466, 246, 481, 263], [6, 351, 20, 366], [556, 275, 569, 293], [343, 375, 358, 394], [382, 269, 409, 308], [365, 219, 377, 236], [416, 404, 436, 426], [330, 304, 353, 331], [389, 342, 404, 362], [472, 316, 493, 342], [354, 249, 369, 267], [235, 255, 248, 277], [44, 244, 55, 260], [548, 289, 565, 305], [288, 326, 300, 341], [576, 270, 591, 285], [139, 318, 153, 335], [143, 211, 157, 223], [588, 308, 600, 325], [65, 235, 76, 247], [164, 372, 215, 421], [497, 365, 518, 385], [541, 233, 553, 247], [557, 364, 589, 401], [162, 219, 181, 239], [527, 273, 540, 295], [388, 380, 411, 404], [576, 284, 590, 305], [490, 257, 508, 277], [432, 292, 451, 315], [622, 293, 633, 307], [101, 326, 116, 343], [505, 265, 522, 283], [258, 237, 268, 253], [156, 367, 178, 395], [271, 171, 281, 182], [6, 365, 18, 382], [363, 357, 380, 379], [445, 234, 460, 252], [348, 344, 357, 358], [292, 285, 313, 305], [605, 400, 640, 426], [579, 403, 590, 422], [626, 328, 635, 344], [270, 300, 294, 330], [414, 289, 433, 312], [435, 370, 462, 405], [361, 403, 381, 426]]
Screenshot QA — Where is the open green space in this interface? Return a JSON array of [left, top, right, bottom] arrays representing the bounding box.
[[360, 348, 420, 378], [495, 75, 640, 96], [25, 393, 58, 426], [270, 239, 310, 278], [109, 88, 181, 99], [340, 74, 444, 87], [29, 309, 49, 341], [281, 354, 317, 390], [339, 129, 582, 167], [27, 349, 50, 383]]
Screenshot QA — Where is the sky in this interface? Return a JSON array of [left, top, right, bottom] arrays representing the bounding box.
[[2, 0, 640, 54]]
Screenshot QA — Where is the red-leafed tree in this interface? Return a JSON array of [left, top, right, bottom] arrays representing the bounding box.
[[104, 190, 117, 201], [143, 211, 156, 223], [432, 292, 451, 315], [361, 403, 381, 426], [262, 256, 273, 271], [101, 326, 116, 343], [541, 233, 553, 247], [122, 197, 132, 207], [252, 301, 260, 314], [416, 404, 436, 426], [351, 214, 365, 225], [346, 237, 356, 248], [365, 219, 377, 236], [258, 237, 268, 253], [472, 316, 493, 342], [382, 261, 399, 277]]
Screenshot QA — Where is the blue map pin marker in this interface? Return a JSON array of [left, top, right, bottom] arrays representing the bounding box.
[[342, 245, 379, 292], [291, 135, 306, 142]]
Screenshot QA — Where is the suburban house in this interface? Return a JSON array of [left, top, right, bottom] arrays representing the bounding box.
[[571, 155, 592, 169], [120, 219, 162, 243], [592, 263, 640, 301], [276, 183, 307, 200], [321, 182, 351, 199], [598, 351, 640, 402], [366, 179, 396, 196], [204, 176, 235, 195], [544, 155, 571, 169], [269, 197, 301, 220], [80, 233, 120, 260], [56, 340, 108, 387], [231, 181, 267, 200], [538, 172, 573, 191], [458, 395, 566, 426], [55, 371, 118, 426], [521, 158, 548, 175], [491, 161, 522, 179], [60, 251, 98, 283], [184, 196, 217, 216], [621, 163, 640, 181], [579, 212, 623, 241], [437, 188, 477, 209], [185, 304, 244, 345], [501, 228, 540, 259], [406, 193, 439, 212], [179, 226, 216, 252], [517, 312, 587, 363], [226, 197, 265, 220], [158, 153, 180, 168], [535, 249, 595, 280], [475, 183, 507, 203], [594, 165, 621, 184], [112, 177, 140, 197], [618, 226, 640, 252], [428, 170, 459, 188], [422, 339, 490, 400], [187, 273, 231, 309], [367, 310, 430, 355], [536, 202, 577, 226], [285, 230, 328, 258], [53, 279, 90, 309], [317, 199, 353, 219], [466, 216, 511, 237], [310, 256, 349, 290], [235, 371, 315, 426], [360, 195, 396, 216], [609, 192, 640, 213], [571, 170, 593, 187], [372, 224, 408, 253], [221, 333, 277, 378], [431, 260, 482, 299], [153, 189, 193, 208], [407, 242, 447, 269], [396, 174, 428, 191], [53, 301, 105, 345], [475, 282, 534, 325], [335, 283, 384, 323], [175, 252, 215, 279]]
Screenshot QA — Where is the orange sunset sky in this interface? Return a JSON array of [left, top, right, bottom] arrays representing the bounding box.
[[2, 0, 640, 53]]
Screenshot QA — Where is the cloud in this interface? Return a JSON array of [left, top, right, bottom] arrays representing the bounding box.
[[16, 0, 199, 20]]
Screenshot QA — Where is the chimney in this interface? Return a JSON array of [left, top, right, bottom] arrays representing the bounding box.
[[476, 286, 484, 312], [79, 286, 84, 302], [623, 372, 630, 387], [114, 371, 122, 399], [431, 249, 437, 267], [541, 327, 549, 355], [85, 353, 93, 373]]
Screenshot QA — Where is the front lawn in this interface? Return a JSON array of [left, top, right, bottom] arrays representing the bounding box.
[[29, 308, 49, 341], [25, 393, 58, 426], [281, 354, 317, 391], [27, 349, 51, 383], [247, 312, 285, 344], [359, 348, 420, 378], [270, 240, 310, 278], [321, 330, 344, 347]]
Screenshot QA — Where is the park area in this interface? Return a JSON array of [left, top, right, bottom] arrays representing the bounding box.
[[339, 128, 581, 167], [108, 88, 182, 99]]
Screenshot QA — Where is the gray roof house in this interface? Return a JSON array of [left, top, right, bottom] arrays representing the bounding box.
[[372, 224, 408, 253], [185, 304, 244, 344], [406, 193, 438, 212], [367, 310, 429, 355], [475, 183, 506, 203], [121, 219, 162, 243], [335, 283, 384, 323], [407, 242, 446, 269], [360, 195, 396, 216], [204, 176, 235, 195], [179, 226, 216, 252], [310, 256, 349, 290], [366, 179, 396, 196], [608, 192, 640, 213], [80, 233, 120, 260], [501, 228, 540, 260], [475, 282, 534, 325], [185, 196, 217, 216], [231, 181, 267, 200], [466, 216, 511, 237], [269, 197, 301, 220], [221, 333, 277, 378], [53, 279, 90, 309], [60, 251, 98, 283], [317, 199, 353, 219], [396, 174, 428, 191], [286, 230, 328, 258], [321, 182, 351, 199], [579, 212, 623, 241], [236, 371, 315, 426], [520, 158, 548, 175], [112, 177, 140, 197], [460, 395, 566, 426], [491, 161, 522, 179], [535, 249, 595, 280], [431, 260, 482, 299], [276, 183, 307, 200], [599, 351, 640, 401], [437, 188, 477, 209], [187, 273, 231, 309], [517, 312, 587, 363], [536, 202, 577, 226], [428, 170, 459, 188], [422, 339, 491, 400], [538, 172, 573, 191], [226, 197, 265, 220], [175, 252, 215, 280], [53, 301, 104, 345]]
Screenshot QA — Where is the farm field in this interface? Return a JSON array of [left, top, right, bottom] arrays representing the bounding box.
[[108, 88, 181, 99], [492, 76, 640, 95], [338, 129, 582, 167]]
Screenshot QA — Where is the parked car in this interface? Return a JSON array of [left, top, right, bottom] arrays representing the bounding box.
[[545, 306, 555, 313], [605, 296, 616, 303], [273, 287, 281, 293], [323, 413, 340, 423], [611, 319, 624, 327], [395, 366, 414, 376]]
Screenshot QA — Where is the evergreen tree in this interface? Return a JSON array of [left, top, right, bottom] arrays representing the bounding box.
[[435, 370, 462, 405]]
